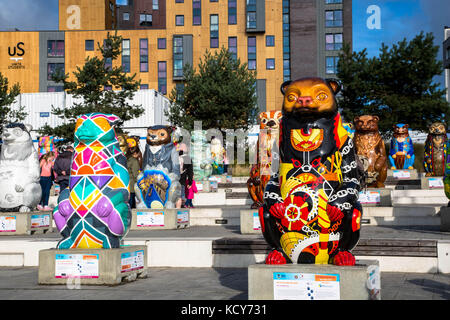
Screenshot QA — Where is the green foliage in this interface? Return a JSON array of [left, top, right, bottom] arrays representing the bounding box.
[[337, 32, 450, 135], [166, 47, 258, 132], [0, 72, 25, 136], [39, 31, 143, 143]]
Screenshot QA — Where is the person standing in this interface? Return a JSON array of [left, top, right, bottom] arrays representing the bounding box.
[[127, 150, 140, 209], [38, 151, 55, 211], [53, 146, 74, 192], [178, 143, 194, 208], [184, 179, 198, 208]]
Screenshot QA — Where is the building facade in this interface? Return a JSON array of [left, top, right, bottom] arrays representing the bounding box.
[[0, 0, 352, 112], [444, 26, 450, 103]]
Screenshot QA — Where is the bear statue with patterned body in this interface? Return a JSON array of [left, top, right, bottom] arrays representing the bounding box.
[[247, 111, 282, 209], [389, 124, 415, 170], [260, 78, 363, 266], [353, 115, 388, 188], [424, 122, 447, 177], [136, 125, 181, 209], [0, 123, 42, 212], [53, 113, 131, 249]]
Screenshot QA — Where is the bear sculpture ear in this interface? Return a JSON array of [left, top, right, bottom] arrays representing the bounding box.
[[373, 116, 380, 122], [105, 114, 121, 128], [353, 116, 360, 123], [280, 80, 292, 95], [24, 124, 33, 133], [325, 79, 341, 95]]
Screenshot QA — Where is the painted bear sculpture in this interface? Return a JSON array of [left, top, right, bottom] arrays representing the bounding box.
[[136, 125, 181, 209], [389, 124, 415, 170], [0, 123, 41, 212], [260, 77, 363, 266], [247, 111, 282, 209], [424, 122, 447, 177], [38, 136, 58, 160], [353, 115, 388, 188], [53, 113, 131, 249]]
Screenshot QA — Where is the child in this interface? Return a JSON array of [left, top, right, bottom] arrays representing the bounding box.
[[38, 151, 55, 211], [184, 179, 198, 208]]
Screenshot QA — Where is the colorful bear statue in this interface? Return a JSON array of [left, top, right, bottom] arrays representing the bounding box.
[[53, 113, 131, 249], [0, 123, 41, 212], [136, 125, 181, 209], [260, 77, 363, 266], [424, 122, 447, 177], [191, 130, 213, 181], [247, 111, 282, 209], [38, 136, 58, 160], [389, 124, 415, 170]]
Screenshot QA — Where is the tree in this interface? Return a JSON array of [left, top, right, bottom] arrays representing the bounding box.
[[40, 31, 143, 143], [0, 72, 26, 136], [337, 32, 450, 135], [166, 47, 258, 132]]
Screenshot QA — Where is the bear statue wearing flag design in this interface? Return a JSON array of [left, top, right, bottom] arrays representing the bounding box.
[[259, 78, 363, 266]]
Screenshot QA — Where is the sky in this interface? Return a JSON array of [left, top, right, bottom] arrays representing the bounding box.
[[0, 0, 448, 86]]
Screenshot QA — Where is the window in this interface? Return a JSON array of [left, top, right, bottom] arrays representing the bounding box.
[[282, 0, 290, 81], [140, 14, 152, 26], [210, 0, 218, 2], [326, 33, 343, 51], [176, 15, 184, 26], [140, 84, 149, 90], [123, 12, 130, 21], [47, 40, 64, 57], [248, 36, 256, 70], [173, 36, 184, 77], [247, 0, 256, 29], [47, 63, 64, 81], [193, 0, 201, 25], [326, 0, 342, 3], [158, 61, 167, 94], [122, 39, 130, 73], [85, 40, 94, 51], [228, 37, 237, 60], [140, 39, 148, 72], [228, 0, 237, 25], [326, 56, 339, 74], [47, 86, 64, 92], [158, 38, 166, 49], [175, 0, 184, 2], [210, 15, 219, 48], [176, 83, 185, 100], [325, 10, 343, 27], [105, 58, 112, 70], [104, 85, 112, 91], [153, 0, 159, 10], [266, 35, 275, 47], [266, 58, 275, 70]]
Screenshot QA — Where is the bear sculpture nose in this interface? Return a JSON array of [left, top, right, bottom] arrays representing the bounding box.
[[297, 96, 313, 106]]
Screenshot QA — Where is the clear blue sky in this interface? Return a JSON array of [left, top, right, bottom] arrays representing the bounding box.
[[0, 0, 448, 86]]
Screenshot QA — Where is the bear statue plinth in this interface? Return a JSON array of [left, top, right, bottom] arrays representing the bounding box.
[[53, 113, 131, 249], [353, 115, 388, 188], [0, 123, 41, 212], [260, 77, 363, 266]]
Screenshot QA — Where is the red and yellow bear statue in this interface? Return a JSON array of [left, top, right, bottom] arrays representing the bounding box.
[[259, 77, 363, 266]]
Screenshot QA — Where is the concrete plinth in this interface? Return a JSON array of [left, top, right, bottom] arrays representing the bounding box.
[[240, 209, 262, 234], [440, 206, 450, 231], [387, 169, 418, 180], [248, 260, 381, 300], [38, 245, 148, 285], [359, 188, 392, 207], [421, 176, 445, 190], [130, 208, 190, 230], [0, 212, 53, 235]]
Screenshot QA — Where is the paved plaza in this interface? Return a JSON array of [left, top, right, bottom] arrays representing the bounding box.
[[0, 266, 448, 300]]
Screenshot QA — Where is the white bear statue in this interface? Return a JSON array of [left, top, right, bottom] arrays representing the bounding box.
[[0, 123, 41, 212]]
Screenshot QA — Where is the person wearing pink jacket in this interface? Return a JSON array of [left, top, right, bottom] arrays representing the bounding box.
[[184, 179, 198, 208]]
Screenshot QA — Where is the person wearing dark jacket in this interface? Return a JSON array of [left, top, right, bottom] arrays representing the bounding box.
[[53, 146, 74, 191]]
